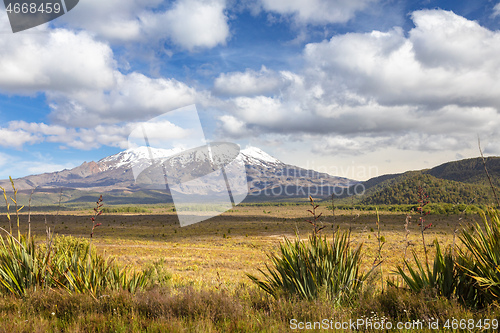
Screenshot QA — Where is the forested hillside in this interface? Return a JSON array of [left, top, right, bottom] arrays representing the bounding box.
[[349, 157, 500, 205]]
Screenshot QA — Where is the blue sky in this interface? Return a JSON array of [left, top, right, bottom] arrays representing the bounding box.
[[1, 0, 500, 180]]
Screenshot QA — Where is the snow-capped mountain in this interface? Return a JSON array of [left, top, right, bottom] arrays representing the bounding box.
[[0, 146, 356, 201], [98, 146, 284, 172]]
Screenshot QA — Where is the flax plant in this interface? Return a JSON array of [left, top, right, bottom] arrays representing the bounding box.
[[456, 208, 500, 307], [0, 180, 152, 298], [248, 198, 368, 306]]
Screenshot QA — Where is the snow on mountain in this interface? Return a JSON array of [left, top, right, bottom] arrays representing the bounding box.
[[98, 145, 283, 171], [98, 146, 183, 171], [238, 146, 283, 167]]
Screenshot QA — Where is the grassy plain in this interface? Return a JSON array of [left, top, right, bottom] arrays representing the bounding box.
[[12, 204, 479, 290]]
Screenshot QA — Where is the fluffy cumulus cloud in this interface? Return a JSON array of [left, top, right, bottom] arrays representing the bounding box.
[[258, 0, 377, 24], [213, 66, 301, 96], [153, 0, 230, 51], [0, 5, 211, 157], [58, 0, 161, 41], [0, 120, 176, 150], [0, 28, 115, 94], [0, 10, 203, 127], [217, 9, 500, 155], [0, 116, 204, 151], [304, 12, 500, 109], [48, 72, 200, 127], [0, 127, 41, 149], [59, 0, 230, 50]]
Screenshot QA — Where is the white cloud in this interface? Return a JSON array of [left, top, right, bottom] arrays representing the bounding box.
[[8, 121, 69, 136], [219, 115, 251, 138], [410, 10, 500, 70], [0, 127, 41, 149], [0, 118, 201, 151], [128, 120, 193, 144], [59, 0, 230, 50], [303, 10, 500, 108], [258, 0, 377, 24], [158, 0, 230, 51], [216, 10, 500, 155], [47, 72, 200, 127], [310, 135, 385, 155], [0, 28, 115, 94], [213, 66, 298, 96], [492, 3, 500, 18], [59, 0, 161, 41], [0, 10, 204, 126]]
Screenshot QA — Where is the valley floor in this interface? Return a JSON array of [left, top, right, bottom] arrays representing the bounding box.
[[1, 204, 497, 332], [19, 205, 471, 287]]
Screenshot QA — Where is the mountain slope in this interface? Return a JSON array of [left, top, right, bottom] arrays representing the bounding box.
[[425, 156, 500, 186], [360, 173, 492, 205], [0, 146, 355, 205]]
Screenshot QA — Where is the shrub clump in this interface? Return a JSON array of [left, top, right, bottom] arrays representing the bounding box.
[[247, 231, 367, 306]]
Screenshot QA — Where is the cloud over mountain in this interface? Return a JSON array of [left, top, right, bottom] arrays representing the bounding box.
[[217, 10, 500, 155]]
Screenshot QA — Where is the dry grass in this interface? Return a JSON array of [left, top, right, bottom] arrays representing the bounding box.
[[5, 204, 480, 291]]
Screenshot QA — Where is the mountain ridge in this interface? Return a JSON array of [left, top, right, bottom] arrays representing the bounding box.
[[348, 156, 500, 205], [0, 146, 354, 205]]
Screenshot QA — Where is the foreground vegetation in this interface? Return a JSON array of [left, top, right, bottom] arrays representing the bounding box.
[[1, 285, 499, 332], [1, 178, 500, 331]]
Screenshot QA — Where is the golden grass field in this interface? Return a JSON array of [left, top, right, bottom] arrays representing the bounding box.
[[12, 203, 481, 292]]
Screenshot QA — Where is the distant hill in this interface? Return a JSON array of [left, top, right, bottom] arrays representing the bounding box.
[[347, 157, 500, 205], [425, 156, 500, 186], [360, 173, 492, 205]]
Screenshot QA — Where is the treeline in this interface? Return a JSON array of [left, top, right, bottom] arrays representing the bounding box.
[[328, 203, 485, 215], [101, 206, 151, 213]]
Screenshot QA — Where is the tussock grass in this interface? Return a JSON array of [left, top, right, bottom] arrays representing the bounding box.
[[0, 181, 153, 299], [247, 232, 367, 305]]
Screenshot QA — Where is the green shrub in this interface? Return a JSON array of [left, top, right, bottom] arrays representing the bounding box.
[[0, 180, 153, 298], [393, 240, 455, 298], [0, 233, 153, 298], [52, 241, 153, 297], [0, 233, 52, 297], [394, 208, 500, 309], [247, 231, 367, 305], [457, 208, 500, 308], [145, 258, 172, 287]]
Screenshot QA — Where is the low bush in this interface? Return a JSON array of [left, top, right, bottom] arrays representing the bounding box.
[[394, 207, 500, 309], [392, 240, 455, 299], [457, 208, 500, 308], [247, 231, 368, 306], [0, 180, 153, 298]]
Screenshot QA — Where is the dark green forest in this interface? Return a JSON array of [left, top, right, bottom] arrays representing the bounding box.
[[350, 157, 500, 206]]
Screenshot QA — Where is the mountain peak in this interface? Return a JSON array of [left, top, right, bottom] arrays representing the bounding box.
[[240, 146, 283, 166], [98, 145, 284, 170]]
